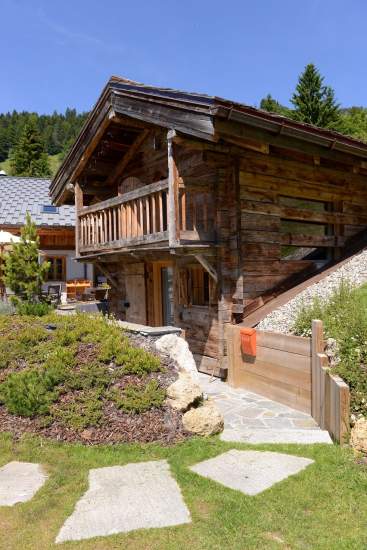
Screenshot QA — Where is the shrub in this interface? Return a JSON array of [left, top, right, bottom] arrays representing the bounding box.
[[111, 380, 166, 414], [292, 281, 367, 418], [52, 390, 104, 430], [15, 300, 52, 317], [65, 363, 110, 391], [0, 365, 65, 417]]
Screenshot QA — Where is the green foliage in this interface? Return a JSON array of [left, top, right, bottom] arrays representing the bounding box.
[[3, 213, 50, 302], [9, 118, 51, 177], [111, 380, 166, 414], [0, 313, 165, 425], [15, 301, 52, 316], [259, 94, 291, 116], [52, 390, 104, 430], [0, 109, 88, 164], [292, 281, 367, 417], [291, 63, 340, 128], [98, 329, 162, 375], [338, 107, 367, 142], [0, 362, 66, 417]]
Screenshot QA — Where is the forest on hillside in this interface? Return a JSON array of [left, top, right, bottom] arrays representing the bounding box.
[[0, 109, 88, 163]]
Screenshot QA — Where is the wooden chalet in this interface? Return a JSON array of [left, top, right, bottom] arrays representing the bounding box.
[[50, 77, 367, 377]]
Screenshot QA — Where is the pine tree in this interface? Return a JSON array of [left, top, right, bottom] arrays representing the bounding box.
[[3, 213, 50, 302], [260, 94, 283, 114], [291, 64, 340, 128], [9, 118, 51, 177]]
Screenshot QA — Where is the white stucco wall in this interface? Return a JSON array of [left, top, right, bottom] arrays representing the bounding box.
[[41, 249, 94, 291]]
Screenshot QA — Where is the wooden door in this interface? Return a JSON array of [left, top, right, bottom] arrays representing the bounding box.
[[147, 261, 174, 326]]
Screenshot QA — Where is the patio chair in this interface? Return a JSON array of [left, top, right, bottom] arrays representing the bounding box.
[[47, 284, 62, 305]]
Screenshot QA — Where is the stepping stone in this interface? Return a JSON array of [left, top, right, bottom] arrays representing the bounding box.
[[0, 461, 48, 506], [190, 450, 314, 495], [56, 460, 191, 543]]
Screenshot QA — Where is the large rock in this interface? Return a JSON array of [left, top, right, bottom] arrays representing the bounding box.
[[182, 401, 224, 436], [155, 334, 199, 381], [350, 417, 367, 454], [166, 372, 202, 411]]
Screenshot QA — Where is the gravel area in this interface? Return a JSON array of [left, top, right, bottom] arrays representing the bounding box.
[[257, 249, 367, 334]]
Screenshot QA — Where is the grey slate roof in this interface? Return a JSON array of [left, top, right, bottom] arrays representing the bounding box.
[[0, 176, 75, 227]]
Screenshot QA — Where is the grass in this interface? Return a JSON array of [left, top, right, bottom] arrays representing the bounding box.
[[0, 434, 366, 549]]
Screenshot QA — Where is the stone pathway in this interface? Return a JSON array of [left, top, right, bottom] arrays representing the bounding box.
[[190, 449, 314, 495], [199, 373, 332, 444], [0, 461, 47, 506], [0, 453, 319, 543], [56, 460, 191, 543]]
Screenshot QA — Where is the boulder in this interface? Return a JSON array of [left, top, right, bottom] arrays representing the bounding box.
[[166, 372, 202, 411], [155, 334, 199, 381], [182, 401, 224, 436], [350, 417, 367, 454]]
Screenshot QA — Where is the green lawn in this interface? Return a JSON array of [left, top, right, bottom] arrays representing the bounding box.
[[0, 435, 366, 549]]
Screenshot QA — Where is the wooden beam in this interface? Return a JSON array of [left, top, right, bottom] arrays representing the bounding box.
[[105, 129, 150, 186], [95, 262, 119, 290], [167, 130, 180, 247], [74, 181, 83, 257], [194, 254, 218, 283], [72, 115, 112, 183]]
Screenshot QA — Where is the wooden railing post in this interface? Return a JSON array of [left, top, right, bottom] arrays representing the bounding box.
[[167, 130, 180, 247], [311, 319, 324, 424], [74, 181, 83, 257]]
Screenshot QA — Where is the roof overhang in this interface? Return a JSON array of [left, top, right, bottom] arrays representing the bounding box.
[[51, 76, 367, 205]]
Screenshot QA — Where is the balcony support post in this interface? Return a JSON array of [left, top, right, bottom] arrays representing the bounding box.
[[167, 130, 180, 248], [74, 181, 83, 257]]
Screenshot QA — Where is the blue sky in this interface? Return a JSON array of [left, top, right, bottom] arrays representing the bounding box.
[[1, 0, 366, 114]]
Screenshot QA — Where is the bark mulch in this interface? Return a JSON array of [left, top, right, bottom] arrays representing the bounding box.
[[0, 333, 188, 446]]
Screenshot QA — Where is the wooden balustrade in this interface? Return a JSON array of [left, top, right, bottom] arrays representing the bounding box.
[[78, 179, 215, 254]]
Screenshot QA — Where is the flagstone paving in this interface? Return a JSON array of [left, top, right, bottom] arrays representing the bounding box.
[[56, 460, 191, 543], [199, 373, 332, 444], [190, 449, 314, 495], [0, 461, 48, 506]]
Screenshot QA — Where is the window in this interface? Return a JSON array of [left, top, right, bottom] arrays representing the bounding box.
[[45, 256, 66, 281], [190, 267, 210, 306], [279, 196, 333, 261], [42, 205, 58, 214]]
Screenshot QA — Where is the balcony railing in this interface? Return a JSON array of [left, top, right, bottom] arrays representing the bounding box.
[[78, 178, 215, 254]]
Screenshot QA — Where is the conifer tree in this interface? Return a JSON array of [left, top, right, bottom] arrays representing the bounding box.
[[3, 213, 50, 302], [291, 64, 340, 128], [260, 94, 283, 114], [9, 118, 51, 177]]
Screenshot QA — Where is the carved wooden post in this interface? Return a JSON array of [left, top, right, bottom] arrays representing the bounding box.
[[74, 181, 83, 257], [167, 130, 180, 247]]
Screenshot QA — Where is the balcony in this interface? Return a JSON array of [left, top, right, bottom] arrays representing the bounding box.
[[78, 179, 215, 255]]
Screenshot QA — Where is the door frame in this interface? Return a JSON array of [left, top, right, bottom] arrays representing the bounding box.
[[148, 260, 173, 326]]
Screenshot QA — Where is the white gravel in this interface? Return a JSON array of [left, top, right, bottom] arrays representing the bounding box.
[[257, 249, 367, 334]]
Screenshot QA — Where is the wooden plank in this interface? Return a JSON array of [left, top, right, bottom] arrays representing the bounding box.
[[255, 345, 311, 372], [311, 320, 324, 423], [243, 358, 311, 391], [256, 330, 311, 356], [74, 182, 83, 256], [105, 129, 150, 186]]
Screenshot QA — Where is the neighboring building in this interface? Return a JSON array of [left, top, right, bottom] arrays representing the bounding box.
[[0, 176, 93, 293], [50, 76, 367, 377]]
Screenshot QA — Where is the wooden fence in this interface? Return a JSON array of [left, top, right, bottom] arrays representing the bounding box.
[[226, 320, 350, 442], [311, 320, 350, 443]]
